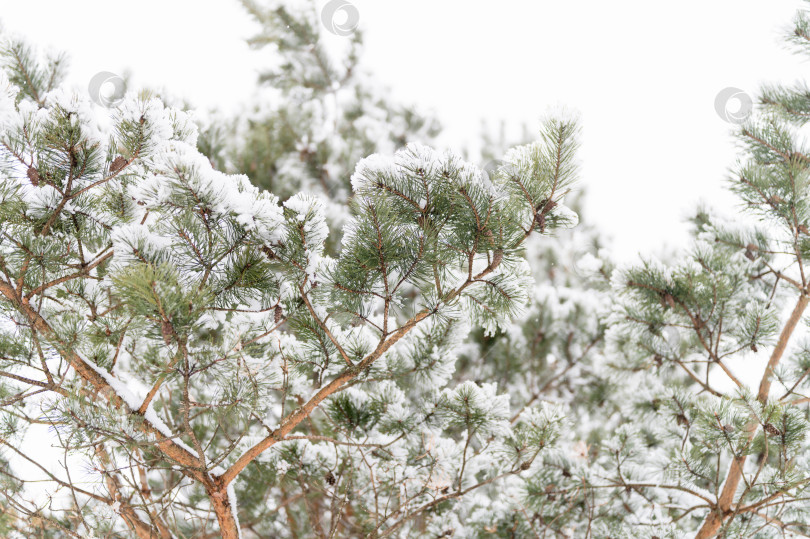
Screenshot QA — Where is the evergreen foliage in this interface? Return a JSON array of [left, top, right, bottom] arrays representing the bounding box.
[[0, 9, 581, 535], [6, 0, 810, 537]]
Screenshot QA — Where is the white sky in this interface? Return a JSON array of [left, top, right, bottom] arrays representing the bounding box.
[[1, 0, 807, 260]]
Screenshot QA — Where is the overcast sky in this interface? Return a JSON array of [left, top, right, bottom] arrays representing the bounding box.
[[2, 0, 806, 261]]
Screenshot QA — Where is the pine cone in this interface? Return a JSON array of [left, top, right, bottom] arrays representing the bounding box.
[[536, 198, 557, 213], [325, 471, 336, 485], [274, 305, 283, 324], [27, 166, 40, 186], [534, 212, 546, 231], [490, 248, 504, 271], [763, 423, 781, 436], [744, 242, 759, 260], [161, 320, 174, 346], [109, 156, 127, 174]]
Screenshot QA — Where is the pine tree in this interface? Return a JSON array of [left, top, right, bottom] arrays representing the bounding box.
[[197, 3, 618, 535], [572, 5, 810, 537], [10, 0, 810, 536], [196, 0, 440, 262], [0, 21, 583, 537], [201, 0, 439, 199]]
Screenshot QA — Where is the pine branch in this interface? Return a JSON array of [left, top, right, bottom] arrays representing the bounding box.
[[696, 290, 809, 538]]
